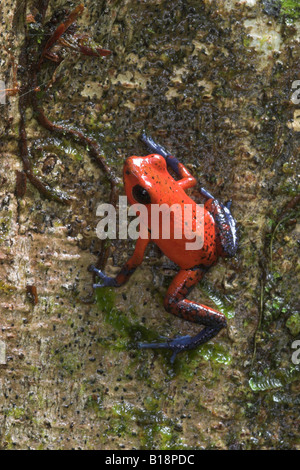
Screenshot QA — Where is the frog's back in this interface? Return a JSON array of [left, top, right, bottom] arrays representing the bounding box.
[[149, 190, 218, 270]]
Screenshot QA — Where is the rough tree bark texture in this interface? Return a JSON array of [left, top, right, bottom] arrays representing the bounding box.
[[0, 0, 299, 450]]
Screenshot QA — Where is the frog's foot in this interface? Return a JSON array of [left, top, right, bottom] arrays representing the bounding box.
[[139, 327, 221, 363], [88, 265, 118, 288]]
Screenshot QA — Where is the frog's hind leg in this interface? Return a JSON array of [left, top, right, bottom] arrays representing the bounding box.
[[138, 268, 227, 362]]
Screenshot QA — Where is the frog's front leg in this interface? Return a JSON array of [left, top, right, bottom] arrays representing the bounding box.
[[139, 267, 227, 362], [89, 237, 149, 288]]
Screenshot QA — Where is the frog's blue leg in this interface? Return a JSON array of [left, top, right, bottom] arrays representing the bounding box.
[[141, 131, 181, 175], [141, 131, 171, 159], [199, 187, 214, 200], [138, 267, 227, 363], [141, 131, 196, 190]]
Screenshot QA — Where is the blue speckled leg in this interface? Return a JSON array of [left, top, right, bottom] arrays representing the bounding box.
[[199, 186, 214, 200], [141, 131, 181, 174], [141, 131, 171, 158]]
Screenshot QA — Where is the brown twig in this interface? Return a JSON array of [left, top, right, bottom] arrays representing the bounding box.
[[37, 4, 84, 69], [15, 2, 118, 269], [30, 3, 118, 268]]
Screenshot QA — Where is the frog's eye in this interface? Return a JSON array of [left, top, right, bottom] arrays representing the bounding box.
[[132, 185, 151, 204]]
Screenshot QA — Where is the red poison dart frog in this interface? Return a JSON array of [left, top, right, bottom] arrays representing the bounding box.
[[89, 133, 238, 362]]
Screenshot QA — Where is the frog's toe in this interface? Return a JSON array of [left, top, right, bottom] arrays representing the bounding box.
[[138, 340, 168, 350], [93, 276, 118, 288], [199, 186, 214, 200], [138, 335, 191, 349], [138, 338, 171, 352], [93, 282, 105, 288], [88, 265, 102, 275]]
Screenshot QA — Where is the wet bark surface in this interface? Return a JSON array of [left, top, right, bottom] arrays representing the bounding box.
[[0, 0, 299, 450]]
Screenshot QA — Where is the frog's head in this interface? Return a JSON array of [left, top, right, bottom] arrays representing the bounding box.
[[123, 154, 167, 206]]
